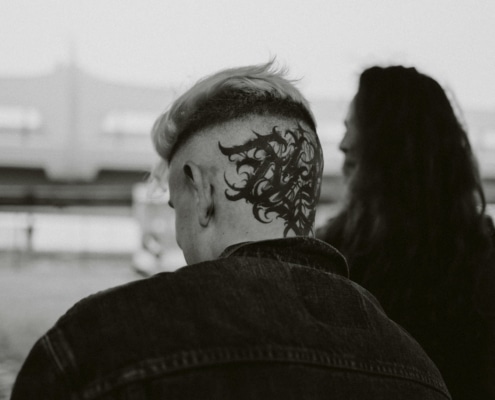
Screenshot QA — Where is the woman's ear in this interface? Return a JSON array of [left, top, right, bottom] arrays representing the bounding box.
[[183, 162, 214, 227]]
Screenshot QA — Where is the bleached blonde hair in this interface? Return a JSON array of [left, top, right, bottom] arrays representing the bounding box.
[[150, 60, 316, 187]]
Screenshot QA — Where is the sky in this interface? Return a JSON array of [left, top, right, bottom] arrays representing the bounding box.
[[1, 0, 495, 110]]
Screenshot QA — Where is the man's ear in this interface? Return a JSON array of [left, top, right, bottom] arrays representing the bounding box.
[[183, 162, 214, 227]]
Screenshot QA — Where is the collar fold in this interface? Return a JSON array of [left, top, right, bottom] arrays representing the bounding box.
[[220, 237, 349, 277]]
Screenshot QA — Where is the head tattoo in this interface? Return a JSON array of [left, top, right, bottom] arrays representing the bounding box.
[[219, 123, 322, 236]]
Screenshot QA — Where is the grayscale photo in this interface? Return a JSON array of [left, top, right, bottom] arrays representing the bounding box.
[[0, 1, 494, 399]]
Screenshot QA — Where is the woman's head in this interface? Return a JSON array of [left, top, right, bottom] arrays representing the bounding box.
[[341, 65, 484, 217], [322, 64, 491, 312]]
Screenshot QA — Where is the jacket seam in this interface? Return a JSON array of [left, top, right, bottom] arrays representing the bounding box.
[[80, 345, 450, 399], [41, 327, 79, 387]]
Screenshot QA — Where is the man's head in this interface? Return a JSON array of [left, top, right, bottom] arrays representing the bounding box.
[[151, 61, 323, 264]]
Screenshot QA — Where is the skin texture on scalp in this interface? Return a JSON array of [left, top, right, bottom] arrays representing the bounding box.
[[219, 123, 321, 237], [167, 116, 322, 264]]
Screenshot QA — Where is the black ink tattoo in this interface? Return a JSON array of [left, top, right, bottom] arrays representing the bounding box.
[[218, 125, 322, 236]]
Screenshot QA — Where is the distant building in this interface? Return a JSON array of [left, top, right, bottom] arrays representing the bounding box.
[[0, 65, 493, 208], [0, 64, 174, 181], [0, 64, 494, 181]]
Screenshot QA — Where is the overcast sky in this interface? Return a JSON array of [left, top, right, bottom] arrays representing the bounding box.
[[1, 0, 494, 109]]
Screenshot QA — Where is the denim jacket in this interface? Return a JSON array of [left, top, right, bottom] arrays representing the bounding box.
[[12, 237, 450, 399]]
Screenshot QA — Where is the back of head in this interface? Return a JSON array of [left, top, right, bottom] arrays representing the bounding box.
[[323, 64, 491, 312], [353, 66, 483, 215], [152, 61, 323, 263], [332, 66, 487, 246]]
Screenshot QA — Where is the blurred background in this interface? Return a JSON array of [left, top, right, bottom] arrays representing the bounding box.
[[1, 0, 495, 397]]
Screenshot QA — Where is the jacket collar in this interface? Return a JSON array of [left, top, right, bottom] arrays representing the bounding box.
[[220, 237, 349, 278]]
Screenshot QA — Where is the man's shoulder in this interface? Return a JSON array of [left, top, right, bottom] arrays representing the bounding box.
[[58, 261, 223, 323], [52, 252, 344, 337], [36, 254, 450, 399], [54, 256, 271, 326]]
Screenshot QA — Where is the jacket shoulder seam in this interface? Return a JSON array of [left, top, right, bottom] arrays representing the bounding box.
[[81, 345, 450, 399]]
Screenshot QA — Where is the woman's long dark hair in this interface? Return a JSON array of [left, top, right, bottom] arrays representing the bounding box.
[[320, 66, 493, 397]]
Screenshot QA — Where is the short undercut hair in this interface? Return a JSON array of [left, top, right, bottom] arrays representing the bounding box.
[[152, 60, 317, 169], [151, 60, 323, 236]]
